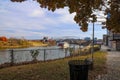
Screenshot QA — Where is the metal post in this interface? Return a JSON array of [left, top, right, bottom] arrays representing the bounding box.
[[79, 39, 81, 55], [44, 49, 46, 61], [10, 49, 14, 66], [65, 48, 67, 57], [92, 22, 94, 61]]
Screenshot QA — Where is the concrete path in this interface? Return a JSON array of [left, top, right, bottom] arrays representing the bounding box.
[[96, 45, 120, 80]]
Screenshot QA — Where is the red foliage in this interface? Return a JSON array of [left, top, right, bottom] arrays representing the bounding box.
[[0, 36, 8, 42]]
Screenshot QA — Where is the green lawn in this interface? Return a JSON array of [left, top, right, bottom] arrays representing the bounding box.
[[0, 51, 107, 80]]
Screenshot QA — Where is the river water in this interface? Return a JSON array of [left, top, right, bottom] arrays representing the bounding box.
[[0, 45, 80, 65]]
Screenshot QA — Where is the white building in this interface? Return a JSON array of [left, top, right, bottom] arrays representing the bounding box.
[[57, 42, 69, 48]]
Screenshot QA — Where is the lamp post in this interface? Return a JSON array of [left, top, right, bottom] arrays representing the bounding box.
[[92, 21, 94, 61], [90, 14, 96, 69]]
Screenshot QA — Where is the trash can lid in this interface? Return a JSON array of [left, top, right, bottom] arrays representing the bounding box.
[[68, 60, 88, 66]]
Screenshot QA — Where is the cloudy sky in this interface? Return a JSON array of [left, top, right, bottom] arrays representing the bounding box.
[[0, 0, 107, 39]]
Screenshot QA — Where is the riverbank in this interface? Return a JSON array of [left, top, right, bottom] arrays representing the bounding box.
[[0, 41, 48, 50], [0, 51, 107, 80], [28, 41, 48, 47]]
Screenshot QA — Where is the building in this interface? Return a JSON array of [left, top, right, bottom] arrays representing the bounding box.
[[57, 41, 69, 48], [84, 37, 91, 41], [103, 31, 120, 51], [103, 35, 108, 46]]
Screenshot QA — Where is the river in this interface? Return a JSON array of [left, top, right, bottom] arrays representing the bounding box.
[[0, 45, 80, 65]]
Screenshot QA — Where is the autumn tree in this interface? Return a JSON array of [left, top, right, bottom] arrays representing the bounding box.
[[0, 36, 8, 42], [10, 0, 120, 33]]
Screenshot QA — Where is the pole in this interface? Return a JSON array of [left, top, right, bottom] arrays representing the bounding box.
[[44, 49, 46, 62], [92, 22, 94, 61], [10, 38, 14, 66], [10, 49, 14, 66]]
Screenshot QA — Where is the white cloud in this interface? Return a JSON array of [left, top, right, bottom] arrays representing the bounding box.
[[58, 13, 76, 23], [29, 9, 45, 17], [54, 7, 76, 24], [93, 11, 107, 22]]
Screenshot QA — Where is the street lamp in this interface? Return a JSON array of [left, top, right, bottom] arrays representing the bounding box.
[[91, 14, 104, 65], [92, 21, 95, 61], [91, 14, 96, 69]]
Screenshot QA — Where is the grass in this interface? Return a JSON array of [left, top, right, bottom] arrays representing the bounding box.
[[0, 51, 107, 80], [28, 41, 48, 47], [0, 41, 48, 50]]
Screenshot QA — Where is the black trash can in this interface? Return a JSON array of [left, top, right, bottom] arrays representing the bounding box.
[[68, 60, 89, 80]]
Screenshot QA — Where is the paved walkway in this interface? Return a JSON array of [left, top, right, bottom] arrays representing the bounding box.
[[96, 45, 120, 80]]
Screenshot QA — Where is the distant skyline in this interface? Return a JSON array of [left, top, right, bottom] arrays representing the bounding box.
[[0, 0, 107, 39]]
